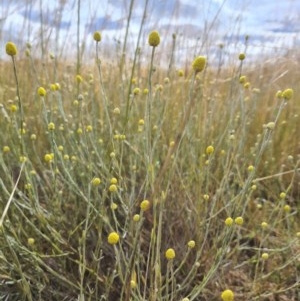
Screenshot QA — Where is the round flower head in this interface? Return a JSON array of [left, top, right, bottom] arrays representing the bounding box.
[[28, 238, 35, 246], [109, 184, 117, 192], [165, 248, 175, 260], [187, 240, 196, 248], [206, 145, 214, 155], [178, 69, 184, 77], [148, 30, 160, 47], [3, 146, 10, 153], [107, 232, 120, 245], [282, 88, 293, 100], [6, 42, 17, 56], [234, 216, 244, 225], [192, 56, 206, 73], [93, 31, 101, 42], [91, 177, 101, 186], [239, 53, 246, 60], [38, 87, 47, 97], [76, 75, 83, 83], [279, 192, 286, 199], [133, 214, 140, 222], [275, 90, 283, 98], [239, 75, 246, 84], [225, 217, 233, 226], [284, 205, 291, 213], [48, 122, 55, 131], [110, 177, 118, 184], [140, 200, 150, 211], [221, 289, 234, 301], [133, 87, 140, 95]]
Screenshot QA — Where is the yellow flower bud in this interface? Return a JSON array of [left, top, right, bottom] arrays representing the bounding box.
[[148, 30, 160, 47], [6, 41, 17, 56]]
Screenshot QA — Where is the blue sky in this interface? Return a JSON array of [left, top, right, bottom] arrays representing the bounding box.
[[1, 0, 299, 60]]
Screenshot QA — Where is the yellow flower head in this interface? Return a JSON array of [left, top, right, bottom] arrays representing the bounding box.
[[261, 253, 269, 260], [3, 146, 10, 153], [206, 145, 214, 155], [133, 214, 140, 222], [109, 184, 117, 192], [27, 238, 35, 246], [110, 177, 118, 184], [275, 90, 283, 98], [111, 203, 118, 210], [38, 87, 47, 97], [225, 217, 233, 226], [44, 153, 53, 163], [178, 69, 184, 77], [133, 87, 140, 95], [165, 248, 175, 260], [113, 107, 120, 115], [239, 53, 246, 60], [10, 104, 18, 112], [108, 232, 120, 245], [279, 192, 286, 199], [244, 82, 250, 89], [187, 240, 196, 248], [93, 31, 102, 42], [239, 75, 246, 84], [282, 88, 293, 100], [192, 56, 206, 73], [140, 200, 150, 211], [247, 165, 254, 172], [48, 122, 55, 131], [148, 30, 160, 47], [234, 216, 244, 225], [221, 289, 234, 301], [86, 125, 93, 132], [91, 177, 101, 186], [6, 42, 17, 56], [76, 75, 83, 83]]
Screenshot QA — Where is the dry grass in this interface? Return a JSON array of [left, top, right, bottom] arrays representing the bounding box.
[[0, 6, 299, 301]]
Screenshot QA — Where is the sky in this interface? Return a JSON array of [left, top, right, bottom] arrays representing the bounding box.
[[0, 0, 299, 62]]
